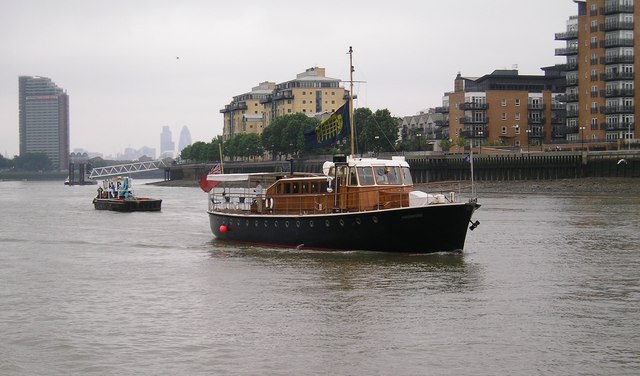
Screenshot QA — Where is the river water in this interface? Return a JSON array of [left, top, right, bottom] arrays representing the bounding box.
[[1, 180, 639, 375]]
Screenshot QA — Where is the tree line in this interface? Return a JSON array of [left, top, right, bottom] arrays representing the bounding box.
[[0, 152, 53, 171], [180, 107, 407, 163]]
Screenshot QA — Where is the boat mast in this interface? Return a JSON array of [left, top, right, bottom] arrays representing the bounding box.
[[348, 46, 355, 156]]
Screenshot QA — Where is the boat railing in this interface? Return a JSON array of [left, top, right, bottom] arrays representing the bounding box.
[[208, 185, 460, 215]]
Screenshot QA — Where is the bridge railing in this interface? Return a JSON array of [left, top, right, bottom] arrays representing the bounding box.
[[89, 160, 168, 179]]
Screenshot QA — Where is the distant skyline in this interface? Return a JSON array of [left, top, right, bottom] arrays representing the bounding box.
[[0, 0, 578, 157]]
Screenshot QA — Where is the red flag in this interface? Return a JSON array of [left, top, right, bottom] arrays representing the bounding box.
[[199, 164, 221, 192]]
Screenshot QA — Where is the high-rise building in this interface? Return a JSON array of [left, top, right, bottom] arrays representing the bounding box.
[[555, 0, 637, 147], [160, 126, 174, 157], [18, 76, 69, 170], [178, 125, 192, 153], [221, 68, 348, 140]]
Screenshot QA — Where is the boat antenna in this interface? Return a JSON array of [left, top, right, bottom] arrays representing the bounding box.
[[348, 46, 355, 156]]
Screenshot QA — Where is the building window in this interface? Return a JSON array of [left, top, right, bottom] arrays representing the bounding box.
[[501, 99, 507, 107], [514, 125, 520, 134], [501, 113, 507, 120], [515, 99, 521, 107], [302, 100, 306, 104], [515, 113, 521, 121], [501, 126, 507, 135]]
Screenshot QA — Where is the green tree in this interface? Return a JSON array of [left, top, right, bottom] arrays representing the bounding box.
[[262, 113, 320, 158], [0, 153, 13, 169], [14, 153, 52, 171], [354, 108, 399, 154]]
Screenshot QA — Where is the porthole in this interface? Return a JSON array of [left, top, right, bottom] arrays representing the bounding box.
[[296, 220, 301, 228], [339, 219, 345, 226], [372, 216, 378, 224], [325, 220, 330, 227], [274, 221, 278, 228], [255, 220, 259, 227], [264, 220, 268, 227], [355, 218, 362, 225], [309, 220, 314, 228], [285, 221, 289, 228], [245, 220, 249, 227]]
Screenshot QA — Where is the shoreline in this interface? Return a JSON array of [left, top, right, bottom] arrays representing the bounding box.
[[149, 177, 640, 195]]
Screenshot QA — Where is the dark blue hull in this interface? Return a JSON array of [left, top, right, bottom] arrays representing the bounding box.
[[209, 202, 478, 253]]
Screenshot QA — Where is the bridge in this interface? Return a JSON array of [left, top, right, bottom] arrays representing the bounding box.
[[89, 159, 168, 179]]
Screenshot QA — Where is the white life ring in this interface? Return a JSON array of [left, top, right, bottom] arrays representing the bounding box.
[[266, 197, 274, 209]]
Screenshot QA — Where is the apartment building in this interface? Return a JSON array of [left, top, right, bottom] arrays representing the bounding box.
[[399, 111, 445, 144], [555, 0, 637, 145], [18, 76, 69, 170], [435, 69, 566, 149], [221, 68, 347, 140], [221, 81, 275, 140]]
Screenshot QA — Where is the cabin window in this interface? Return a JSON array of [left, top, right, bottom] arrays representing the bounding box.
[[374, 167, 386, 184], [310, 182, 319, 193], [357, 166, 374, 186], [387, 167, 401, 184], [349, 167, 358, 186], [292, 182, 299, 194], [276, 184, 282, 194], [302, 182, 309, 194], [402, 167, 413, 185]]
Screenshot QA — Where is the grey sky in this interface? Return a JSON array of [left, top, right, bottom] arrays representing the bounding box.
[[0, 0, 577, 157]]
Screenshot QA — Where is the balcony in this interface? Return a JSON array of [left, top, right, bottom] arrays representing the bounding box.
[[551, 116, 566, 125], [555, 30, 578, 40], [527, 103, 546, 110], [566, 77, 579, 86], [553, 125, 572, 138], [434, 120, 449, 127], [555, 46, 579, 56], [602, 20, 634, 31], [557, 93, 579, 102], [220, 102, 248, 113], [459, 116, 488, 125], [273, 91, 294, 101], [604, 88, 635, 98], [527, 117, 545, 124], [603, 4, 634, 15], [434, 106, 449, 114], [602, 71, 634, 80], [604, 121, 635, 131], [601, 105, 635, 114], [602, 38, 635, 48], [458, 102, 488, 110], [601, 55, 635, 64], [566, 109, 579, 118]]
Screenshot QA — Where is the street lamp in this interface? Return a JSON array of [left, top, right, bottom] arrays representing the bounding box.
[[579, 126, 585, 151], [526, 129, 531, 153], [477, 131, 484, 154], [416, 133, 422, 151]]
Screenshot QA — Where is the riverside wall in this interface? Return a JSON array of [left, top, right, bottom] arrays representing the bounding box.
[[166, 151, 640, 184]]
